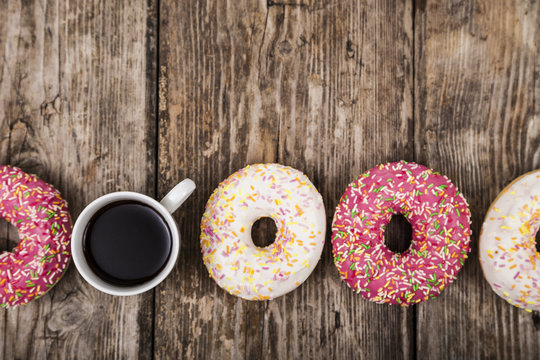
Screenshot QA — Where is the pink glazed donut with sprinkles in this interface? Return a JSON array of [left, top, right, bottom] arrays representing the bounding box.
[[200, 164, 326, 300], [479, 170, 540, 311], [0, 166, 71, 307], [332, 161, 471, 305]]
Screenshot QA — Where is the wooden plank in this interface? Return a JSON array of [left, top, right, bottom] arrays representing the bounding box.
[[156, 1, 278, 358], [156, 0, 414, 358], [0, 0, 157, 358], [415, 0, 540, 358]]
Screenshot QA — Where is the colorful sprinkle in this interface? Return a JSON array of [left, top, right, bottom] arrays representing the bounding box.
[[331, 161, 472, 306], [200, 164, 326, 300], [0, 166, 72, 307], [479, 169, 540, 311]]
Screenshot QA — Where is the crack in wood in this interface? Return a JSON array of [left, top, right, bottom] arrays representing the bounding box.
[[40, 94, 62, 124], [533, 312, 540, 331], [267, 1, 308, 8]]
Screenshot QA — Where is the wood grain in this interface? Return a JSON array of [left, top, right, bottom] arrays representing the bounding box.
[[156, 0, 414, 358], [0, 0, 538, 359], [0, 0, 156, 359], [414, 0, 540, 359]]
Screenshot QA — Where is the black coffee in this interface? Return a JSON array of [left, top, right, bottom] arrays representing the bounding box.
[[83, 200, 172, 286]]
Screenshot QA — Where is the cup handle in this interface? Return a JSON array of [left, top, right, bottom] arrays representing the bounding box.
[[160, 179, 196, 214]]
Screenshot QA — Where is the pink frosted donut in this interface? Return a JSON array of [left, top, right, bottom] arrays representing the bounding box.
[[0, 166, 71, 307], [332, 161, 471, 305]]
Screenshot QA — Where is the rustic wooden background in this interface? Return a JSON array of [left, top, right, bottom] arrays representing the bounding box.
[[0, 0, 539, 359]]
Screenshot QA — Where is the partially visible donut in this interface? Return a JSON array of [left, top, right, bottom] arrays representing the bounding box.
[[200, 163, 326, 300], [479, 170, 540, 312], [0, 166, 72, 307], [332, 161, 472, 305]]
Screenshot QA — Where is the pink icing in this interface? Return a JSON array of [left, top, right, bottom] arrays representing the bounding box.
[[0, 166, 72, 307], [331, 161, 471, 305]]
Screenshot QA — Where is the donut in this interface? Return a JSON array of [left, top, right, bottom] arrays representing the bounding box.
[[200, 163, 326, 300], [331, 161, 471, 305], [479, 170, 540, 311], [0, 166, 71, 307]]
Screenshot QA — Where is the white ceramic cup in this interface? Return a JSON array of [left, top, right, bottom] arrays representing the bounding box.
[[71, 179, 196, 296]]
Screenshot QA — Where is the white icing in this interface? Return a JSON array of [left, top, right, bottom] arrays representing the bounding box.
[[479, 170, 540, 311], [201, 164, 326, 300]]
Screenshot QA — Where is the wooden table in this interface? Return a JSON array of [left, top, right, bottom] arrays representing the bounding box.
[[0, 0, 539, 359]]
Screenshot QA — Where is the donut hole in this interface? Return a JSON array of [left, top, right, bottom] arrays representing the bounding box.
[[384, 214, 413, 254], [251, 217, 278, 248], [535, 229, 540, 254], [0, 218, 21, 252]]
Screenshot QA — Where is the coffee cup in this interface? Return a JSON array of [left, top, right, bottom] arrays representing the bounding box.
[[71, 179, 196, 296]]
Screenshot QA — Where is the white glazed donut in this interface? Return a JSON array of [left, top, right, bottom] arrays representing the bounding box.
[[200, 163, 326, 300], [479, 170, 540, 311]]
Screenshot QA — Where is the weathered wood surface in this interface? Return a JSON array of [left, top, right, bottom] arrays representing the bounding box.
[[0, 0, 539, 359]]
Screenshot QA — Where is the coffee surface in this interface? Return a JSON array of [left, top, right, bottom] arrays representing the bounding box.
[[83, 200, 172, 286]]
